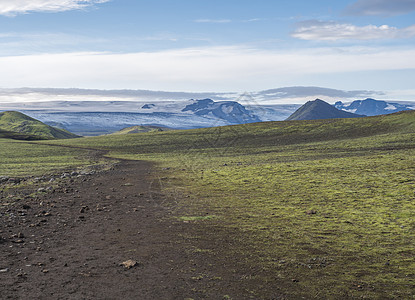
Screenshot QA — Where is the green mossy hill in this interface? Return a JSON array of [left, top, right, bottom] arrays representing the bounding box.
[[286, 99, 365, 121], [0, 128, 48, 140], [111, 125, 173, 135], [54, 109, 415, 154], [0, 111, 79, 140]]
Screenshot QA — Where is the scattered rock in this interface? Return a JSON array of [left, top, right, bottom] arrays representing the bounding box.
[[306, 210, 317, 215], [79, 206, 89, 213], [8, 178, 21, 184], [120, 260, 139, 269], [0, 176, 10, 183], [0, 268, 9, 273]]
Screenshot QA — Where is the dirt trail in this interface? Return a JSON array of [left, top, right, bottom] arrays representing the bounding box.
[[1, 154, 275, 299]]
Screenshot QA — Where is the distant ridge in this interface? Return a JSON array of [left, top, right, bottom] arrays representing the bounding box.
[[0, 111, 79, 139], [110, 125, 173, 135], [286, 99, 365, 121]]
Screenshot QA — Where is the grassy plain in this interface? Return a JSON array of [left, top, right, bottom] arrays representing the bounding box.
[[1, 111, 415, 298], [0, 139, 105, 176]]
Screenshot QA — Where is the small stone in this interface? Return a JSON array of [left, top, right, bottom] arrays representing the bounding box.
[[0, 176, 10, 183], [17, 232, 25, 238], [42, 269, 49, 273], [0, 268, 9, 273], [306, 210, 317, 215], [120, 260, 139, 269]]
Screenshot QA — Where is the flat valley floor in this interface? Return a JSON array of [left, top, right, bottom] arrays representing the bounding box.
[[0, 157, 285, 300]]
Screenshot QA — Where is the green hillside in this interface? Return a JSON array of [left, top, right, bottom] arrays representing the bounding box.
[[286, 98, 364, 121], [53, 109, 415, 154], [0, 128, 49, 140], [0, 111, 79, 139], [110, 125, 173, 135], [2, 110, 415, 298]]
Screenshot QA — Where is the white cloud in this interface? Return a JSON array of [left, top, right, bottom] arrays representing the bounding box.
[[243, 18, 262, 22], [344, 0, 415, 16], [0, 46, 414, 91], [292, 20, 415, 41], [0, 0, 110, 16]]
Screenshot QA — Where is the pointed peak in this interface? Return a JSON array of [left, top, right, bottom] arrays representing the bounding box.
[[286, 99, 364, 121]]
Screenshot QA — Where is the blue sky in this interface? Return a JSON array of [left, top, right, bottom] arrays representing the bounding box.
[[0, 0, 415, 99]]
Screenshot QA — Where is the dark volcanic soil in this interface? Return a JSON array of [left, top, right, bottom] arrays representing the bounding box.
[[0, 157, 285, 299]]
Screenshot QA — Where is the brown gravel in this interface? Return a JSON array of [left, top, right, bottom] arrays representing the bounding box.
[[0, 158, 285, 299]]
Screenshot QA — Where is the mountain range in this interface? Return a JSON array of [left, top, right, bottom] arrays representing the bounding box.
[[0, 86, 414, 136], [17, 99, 269, 136], [334, 98, 414, 116]]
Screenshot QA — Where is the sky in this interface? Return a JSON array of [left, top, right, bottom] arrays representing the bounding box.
[[0, 0, 415, 100]]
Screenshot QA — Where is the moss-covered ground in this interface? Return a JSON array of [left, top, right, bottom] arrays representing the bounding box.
[[0, 139, 105, 176], [2, 111, 415, 298]]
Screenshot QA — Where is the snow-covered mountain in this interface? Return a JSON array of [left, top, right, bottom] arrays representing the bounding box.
[[182, 99, 261, 124], [25, 111, 232, 136], [21, 99, 275, 136], [334, 99, 414, 116]]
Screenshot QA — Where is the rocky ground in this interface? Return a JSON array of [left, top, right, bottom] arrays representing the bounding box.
[[0, 155, 285, 300]]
